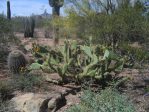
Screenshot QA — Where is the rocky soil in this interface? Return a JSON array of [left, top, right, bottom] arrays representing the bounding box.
[[0, 31, 149, 112]]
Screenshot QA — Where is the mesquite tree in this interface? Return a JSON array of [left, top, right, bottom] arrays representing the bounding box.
[[7, 0, 11, 20]]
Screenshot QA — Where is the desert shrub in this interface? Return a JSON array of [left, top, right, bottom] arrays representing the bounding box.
[[66, 88, 136, 112], [0, 15, 11, 34], [13, 73, 43, 92], [12, 16, 46, 33], [44, 14, 79, 40], [13, 16, 35, 38], [0, 100, 16, 112], [49, 13, 84, 39], [44, 27, 52, 38], [119, 43, 149, 65], [12, 16, 25, 33], [0, 14, 13, 44], [0, 14, 18, 62], [35, 17, 48, 28], [0, 80, 14, 101], [62, 0, 149, 45], [0, 80, 16, 112]]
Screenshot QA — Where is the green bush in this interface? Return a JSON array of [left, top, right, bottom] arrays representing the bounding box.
[[0, 100, 16, 112], [119, 43, 149, 65], [0, 15, 13, 44], [62, 0, 149, 45], [0, 80, 16, 112], [66, 88, 136, 112], [12, 16, 25, 33], [0, 14, 18, 62], [0, 15, 11, 34], [13, 73, 43, 92], [0, 80, 14, 101]]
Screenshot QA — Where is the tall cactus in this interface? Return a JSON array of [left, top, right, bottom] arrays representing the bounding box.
[[49, 0, 64, 46], [49, 0, 64, 16], [7, 0, 11, 20], [24, 16, 35, 38]]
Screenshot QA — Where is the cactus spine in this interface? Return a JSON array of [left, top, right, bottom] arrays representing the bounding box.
[[7, 0, 11, 20], [8, 50, 27, 74], [24, 16, 35, 38]]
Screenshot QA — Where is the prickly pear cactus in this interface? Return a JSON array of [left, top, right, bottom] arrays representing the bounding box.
[[7, 50, 27, 74]]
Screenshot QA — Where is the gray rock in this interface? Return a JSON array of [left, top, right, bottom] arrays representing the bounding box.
[[11, 92, 65, 112]]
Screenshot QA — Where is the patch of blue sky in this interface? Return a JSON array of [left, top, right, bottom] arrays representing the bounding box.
[[0, 0, 64, 16]]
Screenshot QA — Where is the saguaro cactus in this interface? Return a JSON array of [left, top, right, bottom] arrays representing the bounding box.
[[48, 0, 64, 46], [24, 16, 35, 38], [7, 0, 11, 20], [49, 0, 64, 16]]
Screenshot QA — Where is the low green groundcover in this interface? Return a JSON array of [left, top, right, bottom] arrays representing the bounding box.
[[66, 88, 136, 112]]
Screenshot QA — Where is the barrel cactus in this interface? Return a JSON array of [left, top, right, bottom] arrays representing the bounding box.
[[49, 0, 64, 16], [7, 50, 27, 74]]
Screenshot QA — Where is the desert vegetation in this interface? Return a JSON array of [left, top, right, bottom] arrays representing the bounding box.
[[0, 0, 149, 112]]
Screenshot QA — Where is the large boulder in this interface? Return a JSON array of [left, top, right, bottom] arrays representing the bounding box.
[[11, 92, 65, 112]]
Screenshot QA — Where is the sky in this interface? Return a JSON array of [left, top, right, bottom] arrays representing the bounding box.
[[0, 0, 147, 17], [0, 0, 64, 16]]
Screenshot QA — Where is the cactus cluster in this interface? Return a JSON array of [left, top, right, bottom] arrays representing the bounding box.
[[30, 40, 127, 83], [48, 40, 125, 82], [7, 50, 27, 74], [49, 0, 64, 16], [24, 16, 35, 38], [7, 0, 11, 20]]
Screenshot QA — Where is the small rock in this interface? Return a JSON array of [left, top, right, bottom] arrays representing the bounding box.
[[45, 73, 62, 81], [11, 93, 65, 112], [67, 102, 73, 106]]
